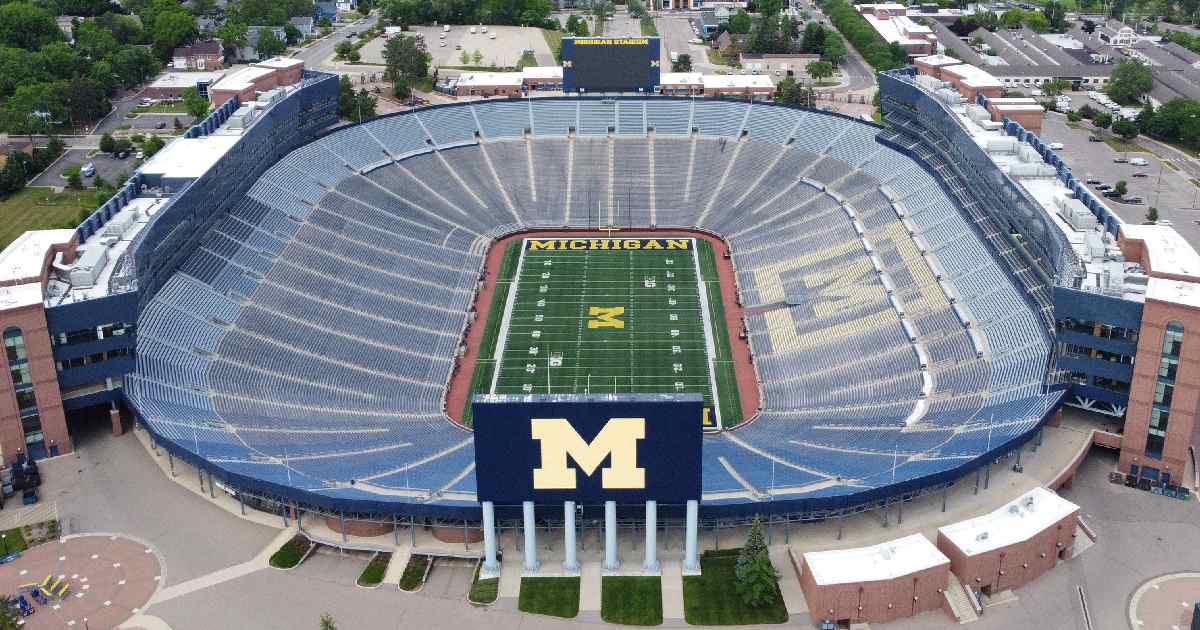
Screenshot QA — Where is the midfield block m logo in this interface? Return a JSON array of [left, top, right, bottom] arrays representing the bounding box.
[[531, 418, 646, 490]]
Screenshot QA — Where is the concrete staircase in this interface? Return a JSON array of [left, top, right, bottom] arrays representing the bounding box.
[[943, 573, 980, 624]]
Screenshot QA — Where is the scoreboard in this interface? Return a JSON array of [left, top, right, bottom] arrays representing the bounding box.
[[562, 37, 661, 93]]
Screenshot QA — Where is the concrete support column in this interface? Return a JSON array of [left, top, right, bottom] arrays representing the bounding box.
[[684, 499, 699, 573], [643, 501, 659, 572], [482, 501, 500, 576], [109, 402, 124, 436], [563, 501, 579, 572], [604, 500, 619, 571], [522, 501, 539, 573]]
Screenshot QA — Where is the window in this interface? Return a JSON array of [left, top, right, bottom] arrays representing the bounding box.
[[1147, 323, 1184, 460], [1158, 357, 1179, 381], [4, 328, 26, 363], [1093, 376, 1130, 393], [9, 363, 30, 387], [1154, 382, 1175, 406], [1162, 322, 1184, 357]]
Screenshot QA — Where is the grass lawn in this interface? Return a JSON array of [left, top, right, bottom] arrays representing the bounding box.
[[469, 562, 499, 604], [542, 28, 563, 62], [641, 16, 658, 36], [133, 102, 189, 114], [357, 552, 390, 586], [683, 550, 787, 625], [519, 577, 580, 618], [461, 241, 521, 426], [706, 48, 739, 67], [399, 554, 430, 591], [602, 576, 663, 626], [269, 535, 312, 569], [0, 187, 97, 249], [0, 528, 28, 554], [1104, 137, 1150, 154], [412, 76, 435, 93]]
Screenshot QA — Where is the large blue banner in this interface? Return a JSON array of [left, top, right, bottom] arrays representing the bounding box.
[[473, 393, 702, 504], [562, 37, 661, 93]]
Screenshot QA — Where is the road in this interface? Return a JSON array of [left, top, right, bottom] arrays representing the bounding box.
[[794, 0, 876, 94], [292, 13, 380, 74]]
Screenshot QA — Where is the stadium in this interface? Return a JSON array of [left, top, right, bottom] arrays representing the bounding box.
[[123, 95, 1061, 520]]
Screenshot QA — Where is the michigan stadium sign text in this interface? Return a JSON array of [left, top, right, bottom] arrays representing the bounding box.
[[525, 238, 691, 251], [472, 395, 702, 503]]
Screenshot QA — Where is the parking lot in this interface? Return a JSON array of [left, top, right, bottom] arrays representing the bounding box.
[[360, 25, 554, 68], [31, 148, 136, 189], [1038, 112, 1200, 249]]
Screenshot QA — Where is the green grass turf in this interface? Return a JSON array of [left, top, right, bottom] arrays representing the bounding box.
[[468, 561, 499, 604], [682, 550, 788, 625], [696, 239, 743, 426], [489, 237, 721, 428], [356, 552, 390, 586], [519, 577, 580, 618], [461, 241, 523, 426], [269, 535, 311, 569], [399, 554, 430, 591], [0, 187, 98, 249], [601, 576, 663, 625]]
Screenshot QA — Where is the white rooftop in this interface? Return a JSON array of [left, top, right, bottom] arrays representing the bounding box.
[[914, 54, 964, 67], [56, 197, 166, 304], [863, 13, 931, 47], [456, 72, 523, 87], [943, 63, 1003, 88], [804, 534, 948, 586], [0, 230, 73, 284], [1148, 277, 1200, 309], [0, 283, 45, 310], [939, 487, 1078, 556], [212, 65, 275, 91], [1122, 224, 1200, 279], [140, 133, 242, 180], [701, 74, 775, 90], [254, 56, 304, 70], [520, 66, 563, 80], [660, 72, 703, 85], [150, 71, 227, 89]]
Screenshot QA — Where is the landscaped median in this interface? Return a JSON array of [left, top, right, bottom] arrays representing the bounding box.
[[683, 549, 788, 625], [399, 554, 431, 591], [602, 576, 663, 626], [357, 552, 390, 587], [519, 577, 580, 618], [269, 535, 315, 569], [468, 561, 499, 605]]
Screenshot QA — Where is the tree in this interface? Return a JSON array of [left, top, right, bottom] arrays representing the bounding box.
[[217, 21, 249, 62], [65, 165, 83, 190], [1024, 11, 1049, 33], [63, 77, 110, 129], [734, 518, 778, 608], [144, 134, 165, 157], [1000, 9, 1025, 29], [1093, 111, 1113, 134], [347, 49, 361, 62], [672, 53, 692, 72], [472, 49, 483, 65], [1114, 180, 1128, 197], [320, 613, 338, 630], [393, 76, 410, 99], [1039, 78, 1070, 97], [1106, 59, 1153, 104], [0, 2, 62, 51], [822, 31, 846, 66], [1137, 102, 1155, 133], [1042, 0, 1068, 32], [1112, 118, 1139, 141], [775, 76, 813, 107], [335, 40, 354, 59], [806, 60, 833, 82], [459, 49, 470, 64], [0, 596, 22, 630], [730, 9, 752, 34], [151, 9, 198, 59], [383, 34, 429, 85], [100, 132, 116, 154], [111, 46, 161, 88], [801, 22, 825, 54], [182, 87, 209, 121], [256, 29, 287, 59], [284, 22, 303, 45], [1145, 206, 1159, 223], [354, 88, 376, 121]]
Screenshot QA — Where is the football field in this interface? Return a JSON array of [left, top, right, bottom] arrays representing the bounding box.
[[487, 237, 725, 428]]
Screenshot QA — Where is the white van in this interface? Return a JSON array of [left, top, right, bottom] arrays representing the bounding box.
[[1129, 157, 1148, 166], [481, 26, 488, 33], [443, 24, 450, 32], [469, 26, 476, 34]]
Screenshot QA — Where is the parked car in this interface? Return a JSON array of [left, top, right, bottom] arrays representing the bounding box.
[[1122, 196, 1145, 204], [1102, 190, 1122, 198], [489, 32, 496, 39], [443, 24, 451, 32], [1113, 156, 1129, 163], [80, 162, 95, 177], [134, 150, 145, 159], [155, 121, 166, 129], [1129, 157, 1148, 166], [469, 26, 476, 33], [1088, 136, 1102, 142], [440, 40, 446, 46], [1133, 171, 1148, 178], [481, 26, 488, 33], [1096, 184, 1113, 191], [1048, 142, 1064, 150], [1085, 176, 1102, 184]]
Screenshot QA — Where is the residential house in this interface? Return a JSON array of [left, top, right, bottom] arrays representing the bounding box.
[[289, 17, 314, 39], [172, 41, 224, 70], [236, 26, 288, 62]]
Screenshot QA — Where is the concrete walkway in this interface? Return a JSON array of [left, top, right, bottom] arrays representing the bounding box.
[[771, 547, 808, 614], [579, 561, 602, 612], [661, 558, 685, 620], [148, 527, 293, 605], [383, 547, 412, 588]]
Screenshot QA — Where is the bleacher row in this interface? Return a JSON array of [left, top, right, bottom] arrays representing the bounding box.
[[126, 98, 1061, 510]]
